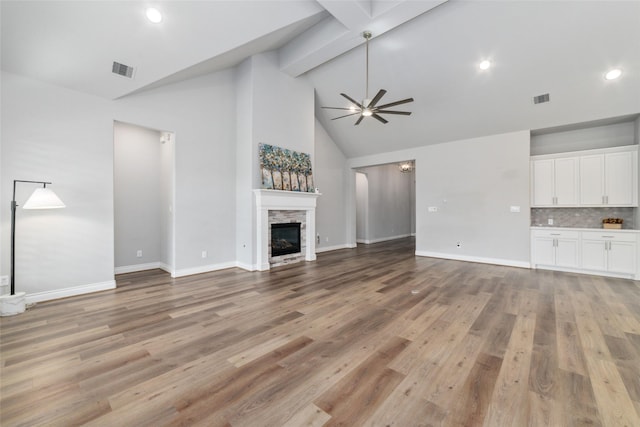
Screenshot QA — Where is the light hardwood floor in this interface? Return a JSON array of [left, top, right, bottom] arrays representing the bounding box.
[[2, 238, 640, 426]]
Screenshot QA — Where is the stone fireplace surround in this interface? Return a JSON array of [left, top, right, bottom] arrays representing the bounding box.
[[254, 189, 321, 271]]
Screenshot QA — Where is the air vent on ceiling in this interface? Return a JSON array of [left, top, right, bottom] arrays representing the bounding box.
[[112, 61, 135, 78], [533, 93, 550, 104]]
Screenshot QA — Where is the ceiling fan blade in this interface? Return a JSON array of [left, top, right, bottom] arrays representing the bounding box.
[[354, 115, 365, 126], [340, 93, 363, 108], [331, 112, 361, 120], [322, 106, 357, 110], [368, 89, 387, 108], [376, 110, 412, 115], [371, 113, 389, 124], [375, 97, 414, 110]]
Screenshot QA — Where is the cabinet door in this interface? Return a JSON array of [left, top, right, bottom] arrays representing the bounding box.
[[556, 238, 579, 268], [581, 240, 607, 271], [580, 155, 605, 205], [531, 160, 555, 206], [605, 151, 636, 206], [533, 237, 555, 266], [554, 157, 579, 205], [608, 241, 636, 274]]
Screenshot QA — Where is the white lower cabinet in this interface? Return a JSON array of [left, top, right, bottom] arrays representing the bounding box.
[[531, 228, 638, 278], [532, 230, 580, 268], [580, 231, 636, 275]]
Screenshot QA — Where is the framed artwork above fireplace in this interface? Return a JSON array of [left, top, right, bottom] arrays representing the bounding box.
[[259, 143, 314, 192]]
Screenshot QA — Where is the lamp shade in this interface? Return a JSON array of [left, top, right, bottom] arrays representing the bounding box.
[[22, 188, 65, 209]]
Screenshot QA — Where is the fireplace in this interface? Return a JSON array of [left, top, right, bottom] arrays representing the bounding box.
[[271, 222, 301, 257], [254, 189, 320, 271]]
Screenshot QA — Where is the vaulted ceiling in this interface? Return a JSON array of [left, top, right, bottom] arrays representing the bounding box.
[[2, 1, 639, 158]]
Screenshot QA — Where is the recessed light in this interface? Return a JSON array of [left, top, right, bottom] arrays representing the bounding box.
[[605, 68, 622, 80], [146, 8, 162, 23], [479, 60, 491, 70]]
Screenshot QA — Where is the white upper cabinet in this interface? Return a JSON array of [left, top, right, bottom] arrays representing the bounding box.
[[580, 150, 637, 206], [532, 145, 638, 207], [579, 155, 604, 205], [531, 157, 579, 206], [605, 151, 636, 205]]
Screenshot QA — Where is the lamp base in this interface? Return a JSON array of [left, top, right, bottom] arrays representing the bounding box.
[[0, 292, 26, 316]]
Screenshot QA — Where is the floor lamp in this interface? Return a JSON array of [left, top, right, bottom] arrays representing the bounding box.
[[1, 180, 65, 316]]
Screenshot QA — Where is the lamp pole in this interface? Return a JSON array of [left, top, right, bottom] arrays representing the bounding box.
[[10, 180, 53, 295]]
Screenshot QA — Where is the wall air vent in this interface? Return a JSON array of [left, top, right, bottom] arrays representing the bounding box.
[[533, 93, 550, 104], [112, 61, 135, 78]]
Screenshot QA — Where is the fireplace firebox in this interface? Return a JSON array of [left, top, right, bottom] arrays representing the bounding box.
[[271, 222, 301, 257]]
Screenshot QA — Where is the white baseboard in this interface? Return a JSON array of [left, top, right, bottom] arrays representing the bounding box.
[[415, 251, 530, 269], [26, 280, 116, 304], [235, 261, 258, 272], [532, 264, 637, 280], [316, 243, 353, 253], [357, 234, 411, 245], [115, 262, 163, 274], [172, 261, 237, 278]]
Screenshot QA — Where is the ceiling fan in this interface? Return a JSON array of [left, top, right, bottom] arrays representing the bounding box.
[[322, 31, 414, 125]]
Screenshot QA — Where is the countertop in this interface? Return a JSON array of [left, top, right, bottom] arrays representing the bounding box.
[[531, 226, 640, 233]]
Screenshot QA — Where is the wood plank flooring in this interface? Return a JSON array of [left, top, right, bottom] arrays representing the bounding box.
[[2, 238, 640, 426]]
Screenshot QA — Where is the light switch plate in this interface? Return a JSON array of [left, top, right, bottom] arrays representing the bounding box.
[[510, 206, 521, 213], [428, 207, 438, 212]]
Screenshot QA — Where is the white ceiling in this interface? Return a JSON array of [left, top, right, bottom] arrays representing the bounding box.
[[2, 1, 639, 158]]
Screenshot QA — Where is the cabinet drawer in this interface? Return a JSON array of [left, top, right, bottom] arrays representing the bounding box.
[[532, 230, 580, 239], [581, 231, 638, 242]]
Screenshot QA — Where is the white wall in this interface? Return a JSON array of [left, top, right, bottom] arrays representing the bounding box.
[[355, 163, 413, 243], [355, 173, 368, 241], [415, 131, 531, 266], [159, 132, 175, 269], [347, 130, 531, 267], [1, 71, 115, 299], [113, 121, 163, 270], [314, 118, 349, 252]]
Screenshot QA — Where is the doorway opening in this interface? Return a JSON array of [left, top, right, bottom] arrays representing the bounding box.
[[113, 121, 175, 280], [354, 161, 416, 247]]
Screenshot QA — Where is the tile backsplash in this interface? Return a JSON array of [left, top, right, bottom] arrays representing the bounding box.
[[531, 207, 636, 229]]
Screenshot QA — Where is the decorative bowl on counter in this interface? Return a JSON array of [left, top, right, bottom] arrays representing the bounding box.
[[603, 218, 623, 229]]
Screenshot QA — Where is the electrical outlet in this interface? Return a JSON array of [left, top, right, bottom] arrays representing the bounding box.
[[136, 250, 142, 258], [548, 218, 554, 225], [0, 276, 8, 286], [325, 237, 329, 242], [317, 234, 320, 244], [201, 250, 207, 258]]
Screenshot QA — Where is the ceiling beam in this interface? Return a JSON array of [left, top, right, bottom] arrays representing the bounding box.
[[278, 0, 448, 77]]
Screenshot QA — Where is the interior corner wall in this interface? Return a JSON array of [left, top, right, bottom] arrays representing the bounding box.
[[314, 118, 348, 251], [355, 172, 368, 241], [234, 51, 315, 269], [415, 130, 531, 266], [235, 56, 257, 269], [1, 71, 115, 297], [113, 121, 162, 269]]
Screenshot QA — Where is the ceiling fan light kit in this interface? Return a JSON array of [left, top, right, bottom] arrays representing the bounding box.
[[322, 31, 414, 125]]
